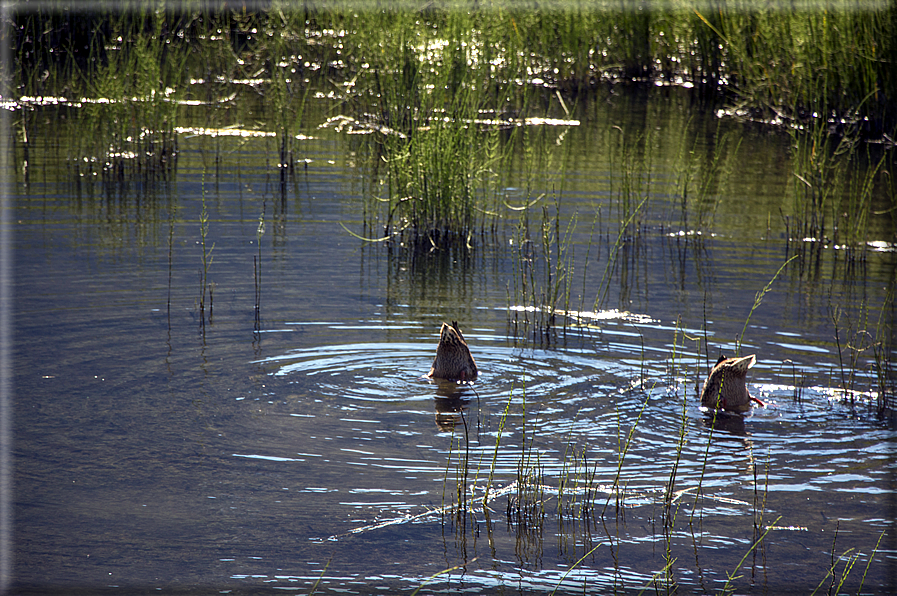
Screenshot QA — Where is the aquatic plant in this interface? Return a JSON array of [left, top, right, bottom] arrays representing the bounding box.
[[198, 173, 214, 326], [258, 7, 312, 193], [509, 194, 577, 341], [81, 8, 183, 185], [410, 560, 478, 596], [345, 8, 534, 247], [669, 120, 742, 233], [254, 201, 266, 334], [482, 387, 514, 511], [736, 254, 799, 354], [18, 2, 894, 255], [829, 290, 896, 416], [718, 516, 780, 596], [20, 1, 897, 130], [693, 4, 895, 134]]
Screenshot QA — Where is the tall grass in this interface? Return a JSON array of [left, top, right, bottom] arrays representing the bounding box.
[[509, 195, 577, 340], [308, 2, 897, 134], [85, 9, 182, 182], [198, 173, 214, 326], [593, 129, 653, 311], [341, 9, 536, 246], [19, 3, 896, 129], [783, 115, 892, 255], [828, 290, 896, 416]]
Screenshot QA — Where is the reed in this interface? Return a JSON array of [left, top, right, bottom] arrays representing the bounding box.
[[828, 292, 895, 415], [254, 201, 266, 334], [502, 385, 550, 541], [93, 9, 182, 182], [588, 125, 654, 311], [409, 559, 477, 596], [718, 516, 780, 596], [602, 392, 649, 517], [735, 254, 799, 354], [348, 7, 535, 246], [508, 194, 577, 341], [21, 2, 897, 128], [260, 7, 312, 194], [21, 3, 894, 252], [657, 328, 693, 595], [307, 557, 332, 596], [198, 174, 215, 326], [670, 121, 742, 233], [694, 4, 894, 134], [483, 388, 514, 510], [856, 530, 888, 595], [783, 114, 892, 257], [870, 288, 895, 416], [800, 523, 887, 596]]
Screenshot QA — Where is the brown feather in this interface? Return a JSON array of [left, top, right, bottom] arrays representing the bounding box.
[[427, 321, 478, 382], [700, 354, 757, 413]]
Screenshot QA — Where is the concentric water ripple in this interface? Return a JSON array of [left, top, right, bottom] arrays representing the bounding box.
[[255, 334, 637, 406], [252, 332, 894, 532]]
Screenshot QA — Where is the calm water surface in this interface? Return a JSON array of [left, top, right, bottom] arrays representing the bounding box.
[[11, 84, 897, 594]]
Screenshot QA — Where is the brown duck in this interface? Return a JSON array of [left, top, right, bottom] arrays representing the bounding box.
[[700, 354, 765, 413], [427, 321, 478, 382]]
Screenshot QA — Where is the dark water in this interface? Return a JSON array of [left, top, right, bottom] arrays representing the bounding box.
[[10, 84, 897, 594]]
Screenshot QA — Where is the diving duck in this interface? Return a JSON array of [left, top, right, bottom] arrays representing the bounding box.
[[427, 321, 478, 382], [700, 354, 765, 413]]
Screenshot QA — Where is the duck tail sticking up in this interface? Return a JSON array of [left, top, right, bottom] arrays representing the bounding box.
[[700, 354, 760, 413], [427, 321, 478, 383]]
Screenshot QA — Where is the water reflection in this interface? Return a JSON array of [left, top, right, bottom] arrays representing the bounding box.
[[702, 410, 749, 438], [430, 380, 475, 432]]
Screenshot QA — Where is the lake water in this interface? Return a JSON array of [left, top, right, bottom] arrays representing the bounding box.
[[9, 82, 896, 594]]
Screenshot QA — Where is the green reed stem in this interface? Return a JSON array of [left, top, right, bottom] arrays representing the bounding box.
[[307, 557, 332, 595], [483, 386, 514, 510], [549, 541, 605, 596], [856, 530, 887, 595], [736, 254, 798, 354], [719, 515, 780, 596], [410, 557, 478, 596], [602, 392, 649, 516]]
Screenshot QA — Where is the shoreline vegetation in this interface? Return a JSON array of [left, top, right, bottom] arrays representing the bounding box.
[[11, 1, 896, 239], [13, 1, 897, 133]]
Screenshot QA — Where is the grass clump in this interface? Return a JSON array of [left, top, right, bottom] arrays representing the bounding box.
[[341, 9, 530, 247], [509, 195, 577, 342]]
